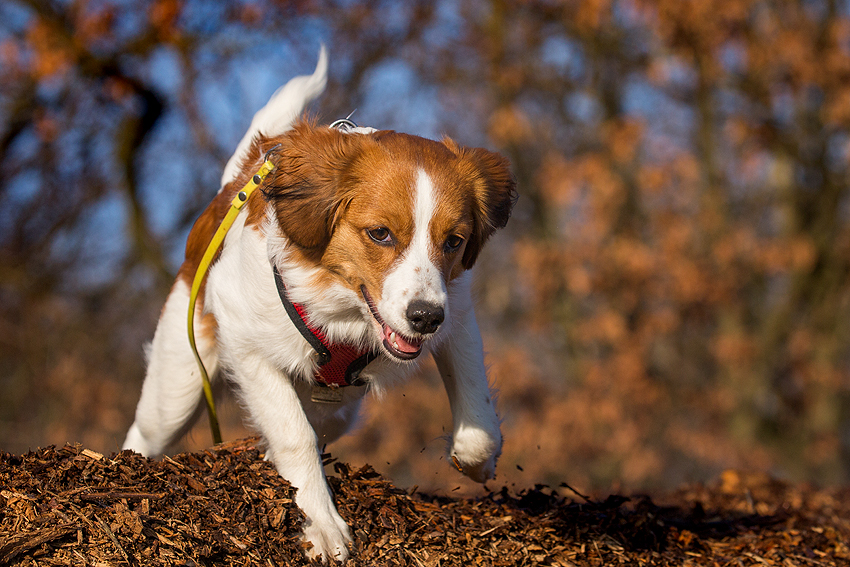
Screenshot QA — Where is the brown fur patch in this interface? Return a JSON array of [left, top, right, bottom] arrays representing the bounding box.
[[175, 159, 269, 331]]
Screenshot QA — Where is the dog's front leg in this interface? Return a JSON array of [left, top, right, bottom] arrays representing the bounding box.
[[234, 355, 351, 562], [432, 277, 502, 483]]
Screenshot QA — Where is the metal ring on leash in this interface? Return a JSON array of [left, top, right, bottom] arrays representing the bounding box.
[[264, 143, 282, 162], [329, 118, 358, 132], [330, 110, 359, 132]]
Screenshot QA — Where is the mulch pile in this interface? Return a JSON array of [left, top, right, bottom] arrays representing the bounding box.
[[1, 440, 848, 566]]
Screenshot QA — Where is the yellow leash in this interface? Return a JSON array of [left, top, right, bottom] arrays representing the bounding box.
[[187, 158, 276, 445]]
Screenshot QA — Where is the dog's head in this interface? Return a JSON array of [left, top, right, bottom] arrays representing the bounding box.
[[261, 121, 516, 361]]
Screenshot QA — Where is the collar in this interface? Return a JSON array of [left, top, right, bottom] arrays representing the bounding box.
[[272, 266, 379, 388]]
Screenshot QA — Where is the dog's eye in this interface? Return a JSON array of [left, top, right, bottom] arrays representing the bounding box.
[[444, 234, 464, 253], [367, 227, 394, 246]]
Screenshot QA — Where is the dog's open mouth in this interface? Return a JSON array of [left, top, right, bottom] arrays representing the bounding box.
[[360, 285, 423, 360]]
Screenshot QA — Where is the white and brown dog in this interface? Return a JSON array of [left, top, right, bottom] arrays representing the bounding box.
[[123, 48, 516, 562]]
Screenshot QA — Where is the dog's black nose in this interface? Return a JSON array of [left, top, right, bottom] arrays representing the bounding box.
[[406, 300, 444, 334]]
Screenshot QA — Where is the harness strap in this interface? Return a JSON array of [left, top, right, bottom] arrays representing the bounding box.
[[187, 159, 276, 445], [273, 266, 379, 388]]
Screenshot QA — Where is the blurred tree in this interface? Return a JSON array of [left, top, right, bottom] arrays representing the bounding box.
[[1, 0, 849, 490]]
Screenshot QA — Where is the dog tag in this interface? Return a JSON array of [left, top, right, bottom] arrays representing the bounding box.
[[310, 385, 343, 404]]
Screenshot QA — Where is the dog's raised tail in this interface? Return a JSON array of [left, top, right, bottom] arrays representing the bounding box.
[[221, 45, 328, 187]]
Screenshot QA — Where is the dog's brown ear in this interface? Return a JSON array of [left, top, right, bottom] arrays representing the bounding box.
[[262, 121, 361, 253], [452, 144, 517, 270]]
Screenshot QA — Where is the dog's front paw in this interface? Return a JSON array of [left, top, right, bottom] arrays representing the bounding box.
[[450, 424, 502, 483], [302, 512, 352, 563]]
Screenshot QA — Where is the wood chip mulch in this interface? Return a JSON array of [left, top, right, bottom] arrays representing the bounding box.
[[1, 440, 848, 566]]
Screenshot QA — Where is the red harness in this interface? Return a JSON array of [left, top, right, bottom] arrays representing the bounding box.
[[273, 266, 378, 388]]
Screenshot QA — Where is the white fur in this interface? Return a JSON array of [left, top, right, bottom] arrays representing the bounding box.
[[378, 169, 449, 340], [124, 51, 502, 563]]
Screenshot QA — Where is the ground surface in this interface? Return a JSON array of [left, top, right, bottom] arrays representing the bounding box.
[[1, 440, 848, 566]]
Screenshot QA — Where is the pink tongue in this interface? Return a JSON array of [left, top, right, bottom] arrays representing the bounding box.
[[383, 325, 421, 354]]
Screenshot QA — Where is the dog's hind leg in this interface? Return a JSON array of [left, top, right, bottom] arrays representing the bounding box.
[[123, 278, 220, 457]]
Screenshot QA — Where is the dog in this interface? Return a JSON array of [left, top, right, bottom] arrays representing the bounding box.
[[123, 47, 516, 562]]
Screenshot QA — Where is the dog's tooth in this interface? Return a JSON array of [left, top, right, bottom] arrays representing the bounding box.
[[389, 331, 400, 350]]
